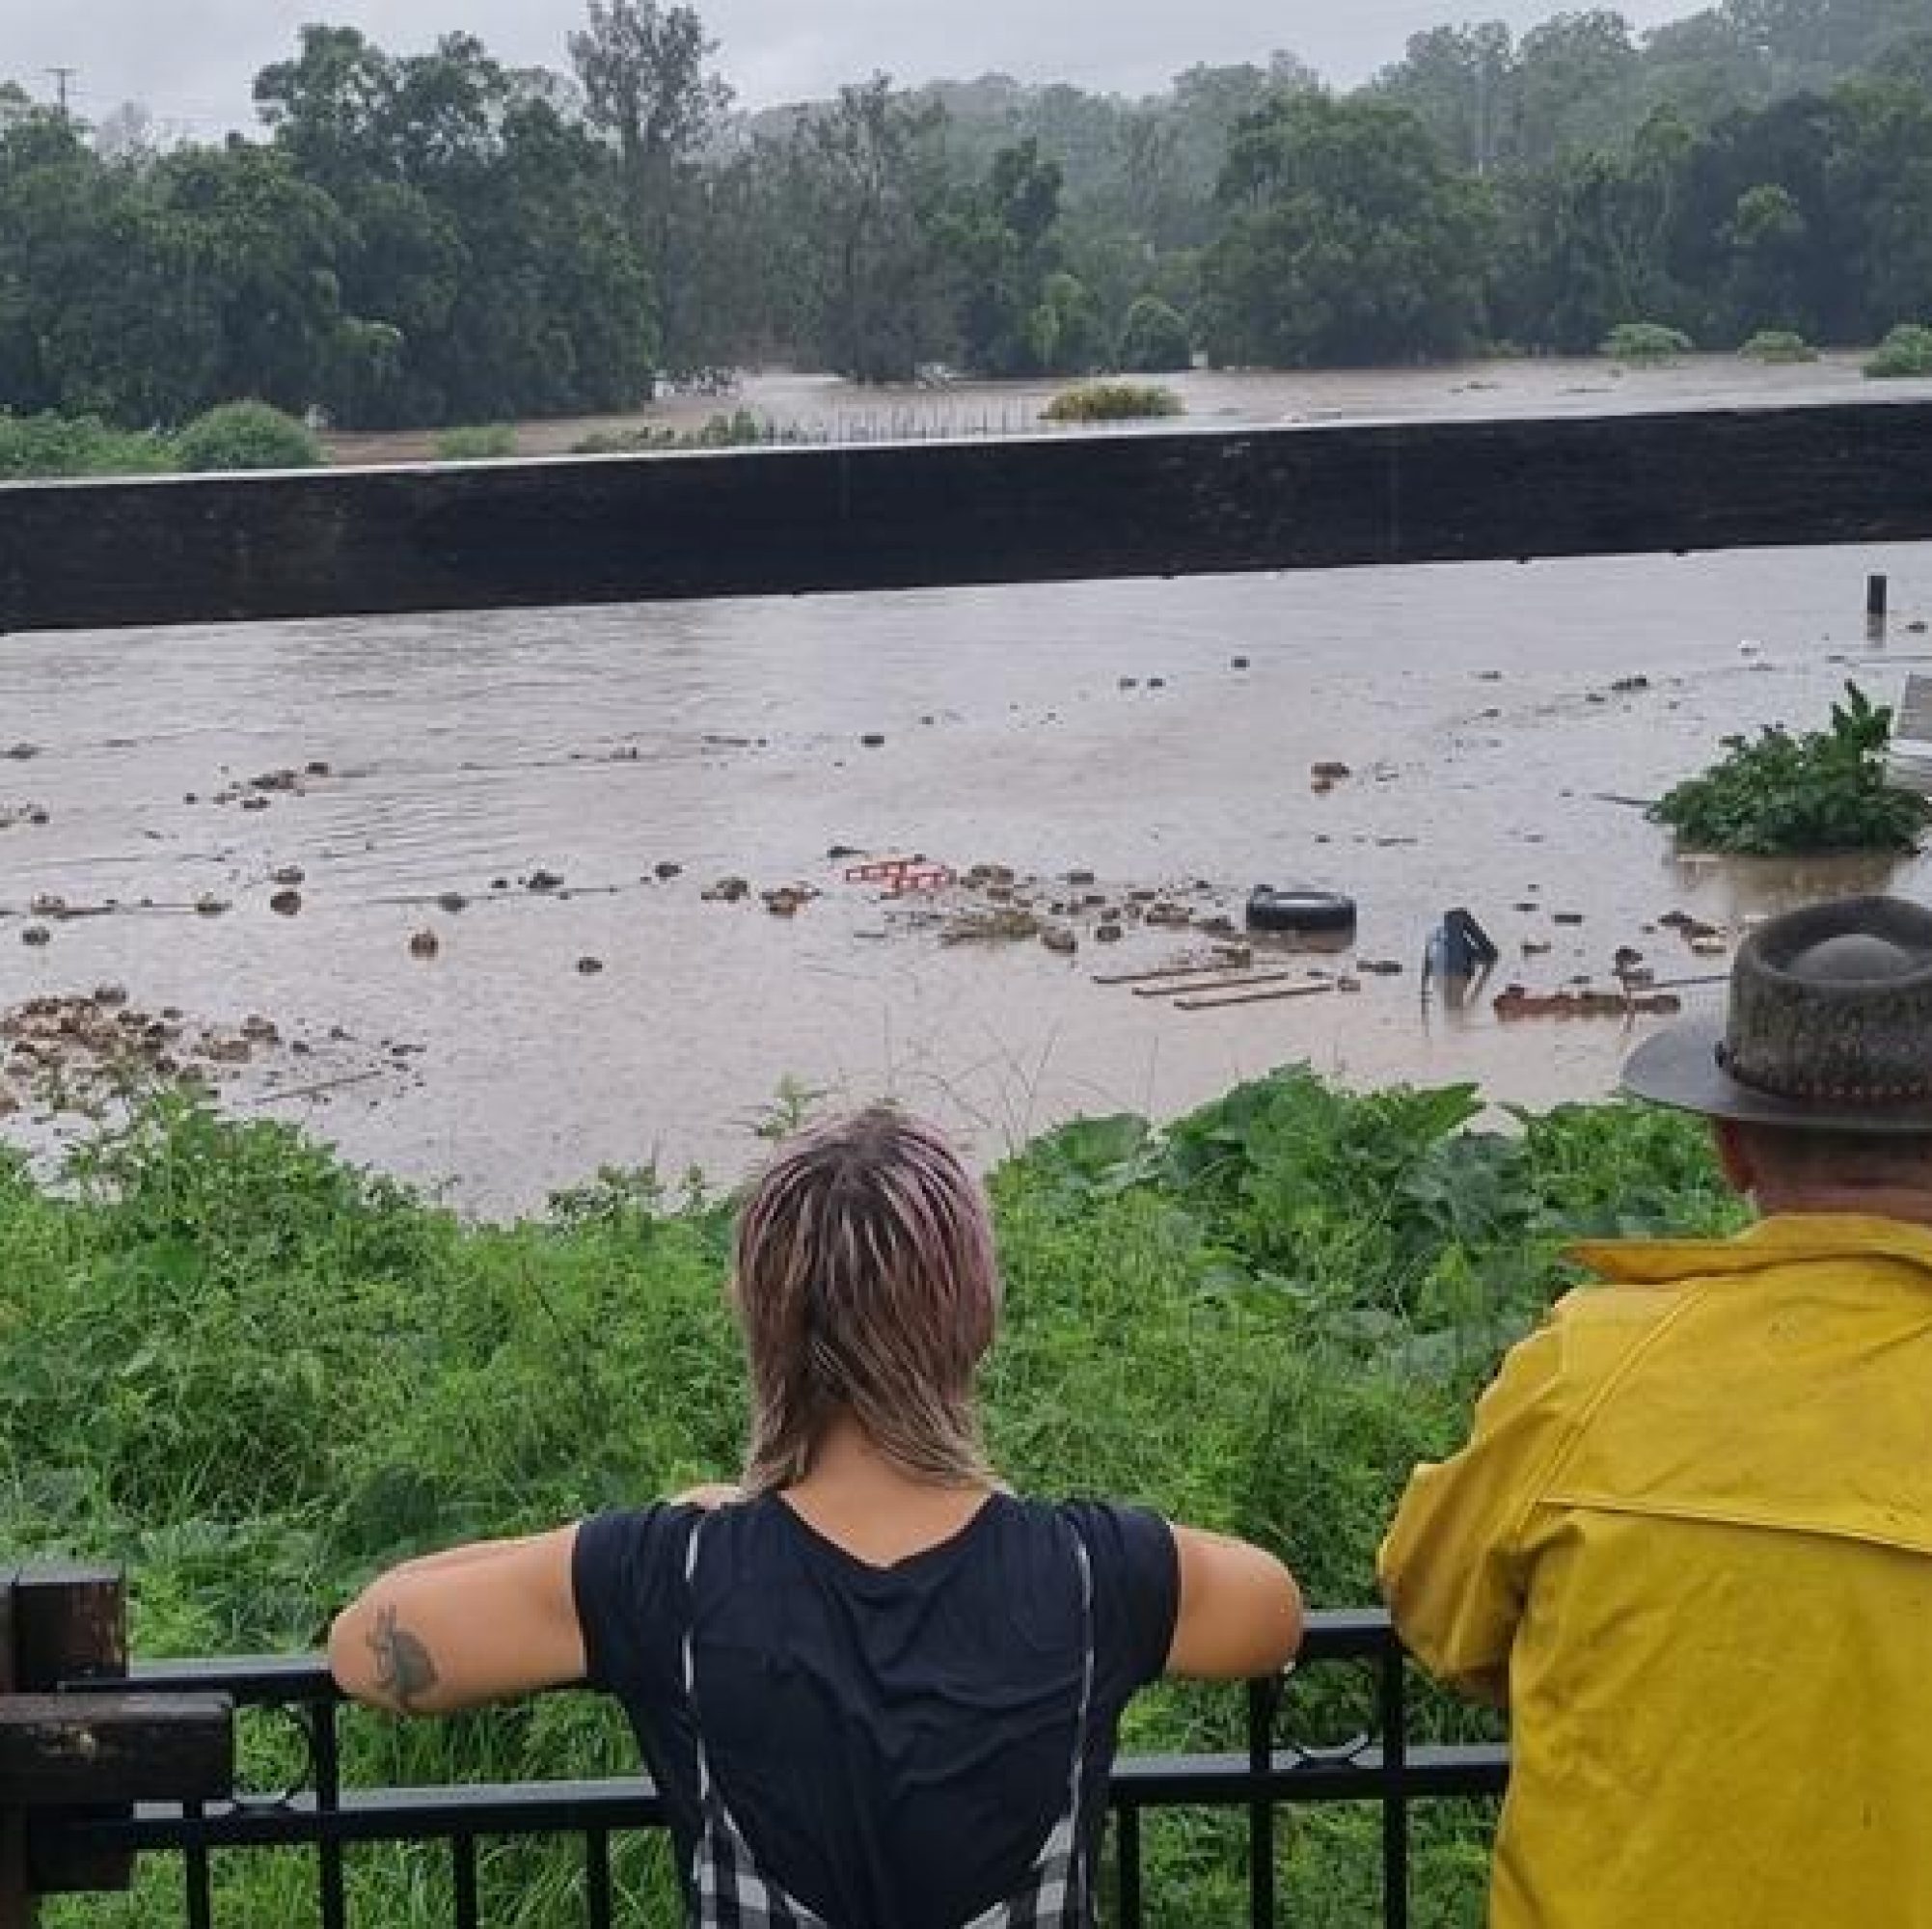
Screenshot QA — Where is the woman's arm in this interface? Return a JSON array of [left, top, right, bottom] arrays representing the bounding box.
[[328, 1527, 586, 1716], [1164, 1525, 1304, 1680]]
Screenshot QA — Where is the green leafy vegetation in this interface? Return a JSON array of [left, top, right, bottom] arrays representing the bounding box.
[[570, 409, 802, 453], [12, 1073, 1739, 1926], [0, 412, 177, 478], [1650, 682, 1932, 855], [1042, 382, 1184, 423], [173, 402, 324, 473], [1602, 320, 1696, 363], [1738, 328, 1818, 362], [433, 424, 520, 461], [3, 1, 1931, 425], [1865, 322, 1932, 376]]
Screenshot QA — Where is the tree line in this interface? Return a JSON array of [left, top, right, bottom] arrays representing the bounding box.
[[1, 0, 1929, 430]]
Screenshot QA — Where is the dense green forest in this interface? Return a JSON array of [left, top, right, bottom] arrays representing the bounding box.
[[1, 0, 1930, 423]]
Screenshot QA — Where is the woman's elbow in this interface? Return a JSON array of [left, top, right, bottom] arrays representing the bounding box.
[[1256, 1554, 1306, 1673]]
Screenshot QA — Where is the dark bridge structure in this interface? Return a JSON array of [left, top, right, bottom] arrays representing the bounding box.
[[2, 396, 1928, 1926]]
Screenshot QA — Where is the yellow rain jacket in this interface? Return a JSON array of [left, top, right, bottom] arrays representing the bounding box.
[[1379, 1214, 1932, 1929]]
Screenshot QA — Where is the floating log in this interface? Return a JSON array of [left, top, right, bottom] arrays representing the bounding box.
[[1132, 970, 1306, 999], [1175, 983, 1339, 1013]]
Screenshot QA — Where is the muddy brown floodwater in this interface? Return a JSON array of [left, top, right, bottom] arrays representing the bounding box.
[[4, 362, 1930, 1211]]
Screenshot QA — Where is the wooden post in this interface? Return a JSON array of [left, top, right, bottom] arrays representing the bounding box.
[[12, 1569, 132, 1896], [0, 1569, 30, 1929], [1870, 573, 1890, 627]]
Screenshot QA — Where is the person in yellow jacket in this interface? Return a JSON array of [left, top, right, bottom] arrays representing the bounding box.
[[1381, 894, 1932, 1929]]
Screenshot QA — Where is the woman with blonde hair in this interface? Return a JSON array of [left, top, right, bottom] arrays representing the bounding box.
[[332, 1105, 1302, 1926]]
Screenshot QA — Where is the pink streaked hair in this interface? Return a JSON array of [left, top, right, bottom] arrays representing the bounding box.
[[731, 1105, 1000, 1494]]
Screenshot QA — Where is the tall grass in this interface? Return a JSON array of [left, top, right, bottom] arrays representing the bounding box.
[[11, 1073, 1735, 1925]]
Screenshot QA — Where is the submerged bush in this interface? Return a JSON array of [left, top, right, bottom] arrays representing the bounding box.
[[1042, 381, 1184, 423], [572, 409, 794, 454], [1739, 329, 1817, 364], [433, 423, 518, 461], [1601, 321, 1695, 364], [1865, 323, 1932, 378], [1649, 681, 1931, 855], [174, 401, 324, 473]]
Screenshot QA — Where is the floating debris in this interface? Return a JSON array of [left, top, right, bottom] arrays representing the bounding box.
[[270, 890, 304, 917], [408, 930, 441, 960], [576, 956, 606, 976], [943, 906, 1042, 945], [1495, 987, 1684, 1021]]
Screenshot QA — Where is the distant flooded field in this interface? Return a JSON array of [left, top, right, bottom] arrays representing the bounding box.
[[5, 362, 1929, 1209]]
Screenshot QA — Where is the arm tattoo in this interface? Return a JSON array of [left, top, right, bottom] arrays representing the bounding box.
[[367, 1604, 441, 1712]]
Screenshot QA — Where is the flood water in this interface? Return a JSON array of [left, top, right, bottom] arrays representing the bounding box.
[[5, 360, 1930, 1210]]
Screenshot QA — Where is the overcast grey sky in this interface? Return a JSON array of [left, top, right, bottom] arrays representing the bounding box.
[[3, 0, 1701, 133]]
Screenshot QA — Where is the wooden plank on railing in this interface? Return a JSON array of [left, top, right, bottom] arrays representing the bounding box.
[[0, 1697, 232, 1805], [0, 400, 1928, 636]]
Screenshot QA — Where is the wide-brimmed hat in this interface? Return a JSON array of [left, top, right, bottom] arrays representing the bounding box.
[[1622, 895, 1932, 1133]]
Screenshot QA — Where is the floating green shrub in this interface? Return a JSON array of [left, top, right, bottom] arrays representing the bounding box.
[[1042, 381, 1185, 423], [1650, 682, 1931, 855], [1739, 329, 1817, 364], [1601, 321, 1695, 364]]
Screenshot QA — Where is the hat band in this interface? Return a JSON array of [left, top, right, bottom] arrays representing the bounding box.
[[1717, 1040, 1932, 1107]]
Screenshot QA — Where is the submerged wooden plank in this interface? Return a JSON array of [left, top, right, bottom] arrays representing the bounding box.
[[0, 400, 1928, 635]]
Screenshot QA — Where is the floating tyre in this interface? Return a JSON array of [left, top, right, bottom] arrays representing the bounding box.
[[1246, 888, 1359, 943]]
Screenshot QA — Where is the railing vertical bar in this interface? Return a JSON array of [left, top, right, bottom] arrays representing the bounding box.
[[1116, 1806, 1143, 1929], [452, 1834, 480, 1929], [313, 1702, 348, 1929], [1380, 1643, 1410, 1929], [1247, 1677, 1277, 1929], [182, 1805, 212, 1929], [585, 1828, 612, 1929]]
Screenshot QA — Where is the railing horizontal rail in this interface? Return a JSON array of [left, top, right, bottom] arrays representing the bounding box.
[[3, 400, 1928, 636], [73, 1741, 1505, 1855], [88, 1607, 1408, 1703]]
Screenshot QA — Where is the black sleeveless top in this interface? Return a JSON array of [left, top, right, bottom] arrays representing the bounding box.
[[572, 1494, 1179, 1928]]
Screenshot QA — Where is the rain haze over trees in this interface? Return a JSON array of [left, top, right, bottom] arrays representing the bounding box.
[[0, 0, 1928, 427]]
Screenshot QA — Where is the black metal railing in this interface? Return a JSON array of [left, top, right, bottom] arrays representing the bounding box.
[[49, 1609, 1505, 1929]]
